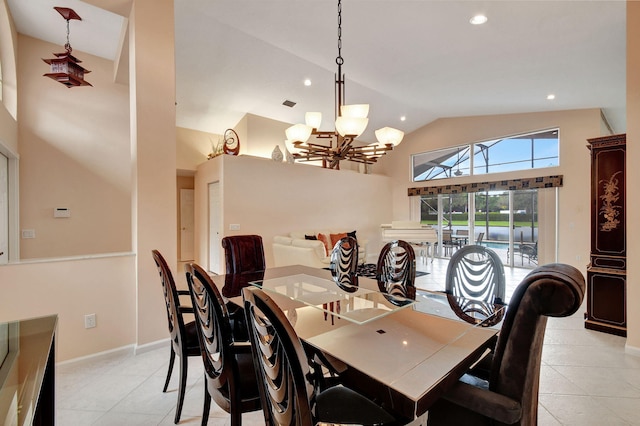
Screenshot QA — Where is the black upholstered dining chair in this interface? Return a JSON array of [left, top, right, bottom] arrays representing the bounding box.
[[427, 263, 585, 426], [151, 250, 200, 424], [185, 263, 261, 426], [221, 235, 266, 274], [329, 235, 359, 291], [242, 287, 398, 426], [376, 240, 416, 301]]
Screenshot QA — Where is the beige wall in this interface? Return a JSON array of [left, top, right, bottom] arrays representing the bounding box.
[[129, 0, 177, 347], [0, 0, 18, 124], [194, 154, 393, 273], [626, 2, 640, 352], [17, 35, 131, 259], [176, 126, 218, 171], [0, 254, 136, 361], [378, 108, 603, 274]]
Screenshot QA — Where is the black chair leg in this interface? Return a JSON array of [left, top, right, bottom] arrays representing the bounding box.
[[163, 347, 175, 392], [174, 355, 188, 423], [201, 385, 211, 426]]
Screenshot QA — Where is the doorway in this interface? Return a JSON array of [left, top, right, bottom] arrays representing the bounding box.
[[208, 181, 221, 273]]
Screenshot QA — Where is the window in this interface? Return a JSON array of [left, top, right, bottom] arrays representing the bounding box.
[[412, 128, 559, 182]]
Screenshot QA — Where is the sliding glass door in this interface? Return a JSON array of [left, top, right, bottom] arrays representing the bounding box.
[[421, 189, 540, 268]]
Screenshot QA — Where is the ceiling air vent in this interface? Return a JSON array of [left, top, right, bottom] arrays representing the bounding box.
[[282, 100, 296, 108]]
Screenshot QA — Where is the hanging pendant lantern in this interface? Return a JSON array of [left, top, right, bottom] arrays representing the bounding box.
[[42, 7, 92, 88]]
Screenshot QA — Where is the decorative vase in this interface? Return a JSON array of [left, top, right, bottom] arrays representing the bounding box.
[[284, 147, 294, 164], [271, 145, 283, 162]]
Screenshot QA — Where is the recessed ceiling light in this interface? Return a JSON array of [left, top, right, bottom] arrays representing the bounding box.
[[400, 116, 406, 122], [304, 79, 312, 86], [547, 94, 556, 100], [470, 14, 488, 25]]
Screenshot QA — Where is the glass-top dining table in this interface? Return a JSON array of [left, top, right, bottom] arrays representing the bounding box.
[[212, 265, 505, 421]]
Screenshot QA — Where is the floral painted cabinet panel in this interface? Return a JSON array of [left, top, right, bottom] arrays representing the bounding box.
[[585, 133, 626, 337]]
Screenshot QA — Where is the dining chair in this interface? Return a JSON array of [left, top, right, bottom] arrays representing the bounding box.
[[221, 235, 266, 274], [151, 250, 200, 424], [427, 263, 585, 426], [329, 236, 359, 291], [221, 234, 265, 339], [376, 240, 416, 301], [446, 245, 506, 306], [475, 232, 485, 245], [242, 287, 399, 426], [441, 229, 457, 256], [185, 263, 261, 426]]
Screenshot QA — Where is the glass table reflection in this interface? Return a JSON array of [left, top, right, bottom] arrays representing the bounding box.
[[250, 273, 414, 325]]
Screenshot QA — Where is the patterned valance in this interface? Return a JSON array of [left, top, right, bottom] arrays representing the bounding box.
[[407, 175, 563, 196]]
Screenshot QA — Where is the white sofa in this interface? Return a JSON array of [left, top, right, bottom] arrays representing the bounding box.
[[272, 230, 367, 268]]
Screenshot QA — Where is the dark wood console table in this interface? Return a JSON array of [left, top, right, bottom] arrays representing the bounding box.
[[0, 315, 57, 425]]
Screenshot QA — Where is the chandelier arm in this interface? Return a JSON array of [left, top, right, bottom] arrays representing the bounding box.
[[285, 0, 401, 169]]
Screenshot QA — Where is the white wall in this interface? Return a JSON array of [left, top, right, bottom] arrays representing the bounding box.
[[194, 154, 393, 273]]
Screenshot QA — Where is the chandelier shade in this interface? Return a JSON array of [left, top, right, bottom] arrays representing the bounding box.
[[285, 0, 403, 170], [341, 104, 369, 119], [335, 116, 368, 138], [305, 112, 323, 129], [285, 124, 313, 144], [375, 127, 405, 146]]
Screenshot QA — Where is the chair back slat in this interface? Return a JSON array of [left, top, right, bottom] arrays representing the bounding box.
[[376, 240, 416, 300]]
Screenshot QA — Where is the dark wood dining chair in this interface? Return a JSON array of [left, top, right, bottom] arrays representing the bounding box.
[[221, 235, 266, 274], [446, 245, 506, 306], [242, 287, 399, 426], [329, 236, 359, 291], [151, 250, 200, 424], [185, 263, 261, 426], [427, 263, 585, 426], [376, 240, 416, 301]]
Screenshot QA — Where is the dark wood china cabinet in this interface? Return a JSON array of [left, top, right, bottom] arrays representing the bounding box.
[[585, 134, 626, 336]]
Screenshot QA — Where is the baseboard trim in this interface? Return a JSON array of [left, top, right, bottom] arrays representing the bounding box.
[[135, 338, 170, 355], [56, 344, 136, 366], [56, 338, 170, 366], [625, 343, 640, 357]]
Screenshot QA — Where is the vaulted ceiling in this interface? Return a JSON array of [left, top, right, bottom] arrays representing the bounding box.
[[8, 0, 627, 144]]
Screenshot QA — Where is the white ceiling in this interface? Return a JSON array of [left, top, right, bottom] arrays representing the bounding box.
[[8, 0, 627, 144]]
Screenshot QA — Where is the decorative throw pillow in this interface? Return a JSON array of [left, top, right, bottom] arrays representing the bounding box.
[[330, 232, 348, 248], [305, 234, 318, 240], [317, 233, 331, 256]]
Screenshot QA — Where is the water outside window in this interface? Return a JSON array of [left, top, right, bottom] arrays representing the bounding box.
[[421, 190, 539, 269]]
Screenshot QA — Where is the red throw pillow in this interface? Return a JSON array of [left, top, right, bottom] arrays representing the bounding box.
[[330, 232, 348, 248], [317, 233, 331, 256]]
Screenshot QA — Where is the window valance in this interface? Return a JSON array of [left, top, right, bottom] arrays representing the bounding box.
[[407, 175, 563, 196]]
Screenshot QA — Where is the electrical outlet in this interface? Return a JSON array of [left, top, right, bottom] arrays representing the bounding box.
[[84, 313, 96, 329]]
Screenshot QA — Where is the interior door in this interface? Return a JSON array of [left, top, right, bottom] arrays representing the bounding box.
[[0, 153, 7, 265], [179, 189, 194, 261], [208, 182, 221, 273]]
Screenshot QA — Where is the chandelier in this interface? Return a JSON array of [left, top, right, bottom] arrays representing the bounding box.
[[285, 0, 404, 170], [43, 7, 92, 88]]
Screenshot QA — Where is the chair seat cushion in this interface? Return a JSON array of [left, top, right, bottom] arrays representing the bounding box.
[[184, 321, 201, 355], [315, 385, 396, 425], [236, 351, 261, 400]]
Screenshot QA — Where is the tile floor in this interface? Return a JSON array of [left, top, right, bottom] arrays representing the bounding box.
[[56, 259, 640, 425]]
